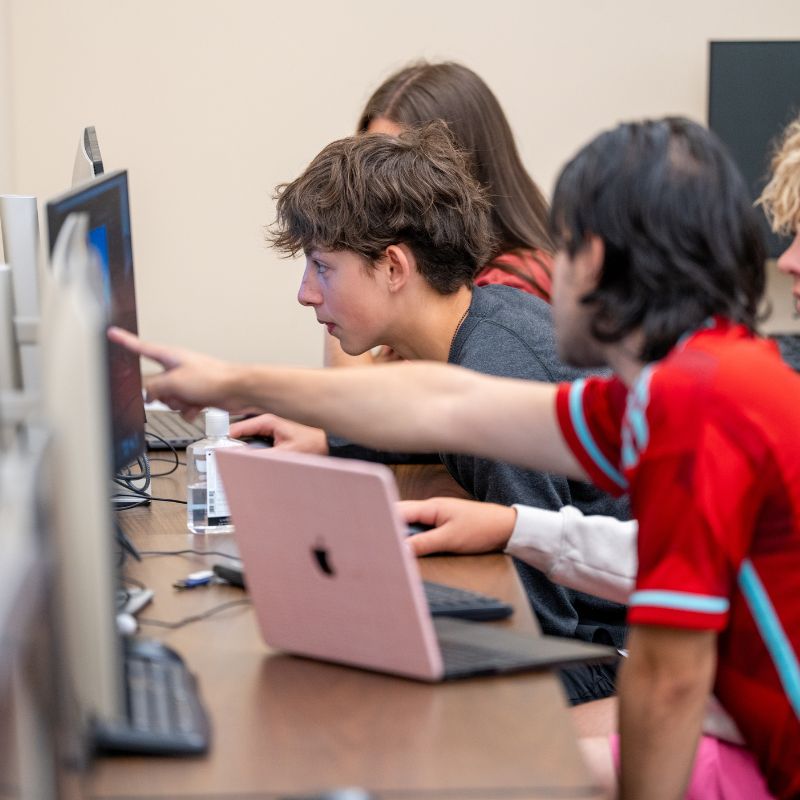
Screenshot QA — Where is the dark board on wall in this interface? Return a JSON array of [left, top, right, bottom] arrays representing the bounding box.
[[708, 40, 800, 258]]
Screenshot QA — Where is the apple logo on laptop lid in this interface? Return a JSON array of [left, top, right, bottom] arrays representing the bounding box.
[[312, 540, 335, 577]]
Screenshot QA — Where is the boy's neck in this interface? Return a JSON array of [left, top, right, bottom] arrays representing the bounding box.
[[390, 285, 473, 362], [605, 331, 647, 388]]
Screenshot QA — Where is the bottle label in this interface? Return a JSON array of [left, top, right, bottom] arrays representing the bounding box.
[[204, 448, 232, 526]]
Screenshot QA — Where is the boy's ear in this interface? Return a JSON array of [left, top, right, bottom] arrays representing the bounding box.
[[383, 244, 414, 292], [578, 235, 606, 292]]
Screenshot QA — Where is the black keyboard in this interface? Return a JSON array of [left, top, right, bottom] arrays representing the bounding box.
[[439, 638, 532, 675], [93, 638, 210, 755], [212, 563, 512, 622], [146, 410, 205, 450], [424, 581, 512, 621]]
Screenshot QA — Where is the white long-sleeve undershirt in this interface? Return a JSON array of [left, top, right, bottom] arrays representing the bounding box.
[[505, 503, 637, 605]]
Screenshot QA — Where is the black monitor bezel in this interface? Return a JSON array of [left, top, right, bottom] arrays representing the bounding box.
[[45, 170, 147, 473]]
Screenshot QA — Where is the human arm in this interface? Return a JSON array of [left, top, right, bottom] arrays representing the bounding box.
[[618, 625, 717, 800], [507, 504, 636, 605], [108, 327, 586, 480], [229, 413, 438, 464], [401, 497, 636, 603]]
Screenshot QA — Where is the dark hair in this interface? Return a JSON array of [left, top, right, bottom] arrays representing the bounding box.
[[269, 121, 493, 294], [551, 117, 767, 362], [359, 61, 554, 296]]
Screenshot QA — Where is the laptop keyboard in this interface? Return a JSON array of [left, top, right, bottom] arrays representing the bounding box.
[[424, 581, 512, 621], [146, 410, 205, 450], [439, 639, 534, 677], [434, 616, 618, 679], [94, 638, 210, 755]]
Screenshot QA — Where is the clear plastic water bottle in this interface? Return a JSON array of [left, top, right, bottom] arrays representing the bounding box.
[[186, 409, 246, 534]]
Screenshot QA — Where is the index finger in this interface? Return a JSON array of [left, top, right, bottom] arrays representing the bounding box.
[[108, 326, 181, 370], [396, 499, 441, 526]]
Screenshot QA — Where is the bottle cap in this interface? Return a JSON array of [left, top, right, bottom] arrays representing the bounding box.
[[205, 408, 230, 437]]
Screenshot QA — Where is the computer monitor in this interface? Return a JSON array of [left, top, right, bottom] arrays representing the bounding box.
[[72, 125, 104, 187], [0, 193, 41, 395], [708, 40, 800, 258], [45, 170, 146, 472], [39, 211, 126, 743]]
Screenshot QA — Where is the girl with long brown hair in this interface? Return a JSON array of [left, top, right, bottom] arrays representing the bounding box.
[[358, 61, 554, 299]]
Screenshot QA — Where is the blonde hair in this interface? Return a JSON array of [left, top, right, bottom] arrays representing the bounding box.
[[758, 113, 800, 236]]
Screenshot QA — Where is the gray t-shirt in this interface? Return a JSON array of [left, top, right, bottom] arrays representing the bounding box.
[[442, 286, 629, 646]]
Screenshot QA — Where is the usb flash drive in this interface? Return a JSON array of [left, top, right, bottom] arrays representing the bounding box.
[[173, 569, 215, 590]]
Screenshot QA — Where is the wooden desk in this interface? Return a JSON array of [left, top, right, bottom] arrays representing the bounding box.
[[85, 464, 601, 800]]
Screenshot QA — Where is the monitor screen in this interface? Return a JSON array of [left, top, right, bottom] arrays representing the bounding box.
[[45, 171, 146, 471], [708, 40, 800, 258]]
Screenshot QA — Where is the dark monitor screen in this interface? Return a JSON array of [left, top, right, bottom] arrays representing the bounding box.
[[45, 170, 146, 471], [708, 40, 800, 258]]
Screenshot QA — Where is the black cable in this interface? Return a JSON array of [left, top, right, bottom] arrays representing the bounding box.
[[115, 453, 152, 493], [149, 455, 186, 469], [138, 548, 241, 560], [148, 495, 187, 505], [112, 480, 188, 506], [138, 598, 250, 630], [113, 438, 184, 508], [143, 430, 184, 475], [113, 498, 150, 511], [121, 574, 147, 591], [114, 519, 141, 561], [112, 453, 164, 510]]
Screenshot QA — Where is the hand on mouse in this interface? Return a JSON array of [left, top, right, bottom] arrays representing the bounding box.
[[230, 413, 329, 455], [398, 497, 517, 557]]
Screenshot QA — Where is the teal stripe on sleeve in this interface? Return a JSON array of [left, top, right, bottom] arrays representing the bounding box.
[[568, 379, 627, 490], [630, 590, 729, 615]]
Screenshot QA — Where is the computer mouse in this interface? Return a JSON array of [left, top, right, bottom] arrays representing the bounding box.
[[213, 562, 246, 589], [406, 522, 435, 536]]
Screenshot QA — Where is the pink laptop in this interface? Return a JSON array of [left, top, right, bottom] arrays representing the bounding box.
[[216, 448, 616, 682]]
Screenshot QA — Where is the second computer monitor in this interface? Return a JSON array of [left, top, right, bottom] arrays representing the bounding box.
[[45, 170, 146, 472]]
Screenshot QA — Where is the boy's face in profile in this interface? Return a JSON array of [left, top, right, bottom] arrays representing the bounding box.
[[777, 230, 800, 314], [297, 247, 391, 356]]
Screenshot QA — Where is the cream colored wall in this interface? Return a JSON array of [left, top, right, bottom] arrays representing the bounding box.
[[4, 0, 800, 365], [0, 0, 13, 263]]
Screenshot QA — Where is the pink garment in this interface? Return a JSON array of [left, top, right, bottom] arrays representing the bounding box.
[[611, 734, 775, 800]]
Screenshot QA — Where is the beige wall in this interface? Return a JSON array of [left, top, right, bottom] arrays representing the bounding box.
[[4, 0, 800, 365], [0, 0, 13, 262]]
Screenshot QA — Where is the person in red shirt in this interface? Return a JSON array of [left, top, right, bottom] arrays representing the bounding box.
[[111, 117, 800, 798]]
